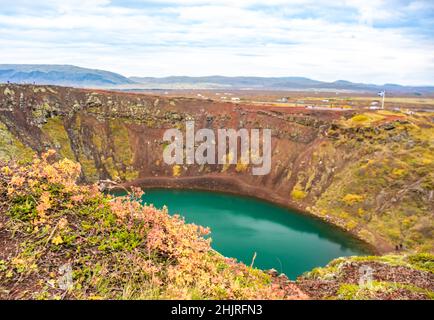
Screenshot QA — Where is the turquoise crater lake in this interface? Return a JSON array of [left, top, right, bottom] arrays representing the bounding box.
[[121, 189, 369, 279]]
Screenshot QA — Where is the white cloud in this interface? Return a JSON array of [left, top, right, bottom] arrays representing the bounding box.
[[0, 0, 432, 85]]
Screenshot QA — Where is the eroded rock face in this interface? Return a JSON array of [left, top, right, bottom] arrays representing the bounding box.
[[0, 84, 433, 253]]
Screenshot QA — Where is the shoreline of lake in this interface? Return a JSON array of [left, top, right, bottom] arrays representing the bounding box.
[[114, 175, 384, 254], [112, 188, 373, 278]]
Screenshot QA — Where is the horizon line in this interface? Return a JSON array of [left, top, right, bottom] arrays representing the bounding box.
[[1, 63, 434, 88]]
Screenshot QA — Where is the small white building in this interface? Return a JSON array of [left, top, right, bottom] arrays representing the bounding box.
[[231, 97, 241, 102], [369, 101, 381, 110]]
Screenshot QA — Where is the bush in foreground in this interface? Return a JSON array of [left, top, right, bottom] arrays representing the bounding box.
[[0, 151, 285, 299]]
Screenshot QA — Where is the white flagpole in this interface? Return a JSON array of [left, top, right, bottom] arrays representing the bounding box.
[[381, 91, 385, 109]]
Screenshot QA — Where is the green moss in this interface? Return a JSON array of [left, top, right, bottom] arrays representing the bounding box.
[[336, 283, 362, 300], [92, 133, 104, 152], [124, 169, 139, 181], [302, 257, 346, 280], [0, 122, 35, 163], [347, 254, 434, 274], [78, 155, 99, 181], [357, 229, 376, 244], [41, 117, 75, 160], [407, 253, 434, 273], [109, 120, 133, 166], [98, 230, 143, 252], [101, 157, 119, 180], [99, 120, 138, 181], [334, 279, 434, 300], [7, 195, 37, 222]]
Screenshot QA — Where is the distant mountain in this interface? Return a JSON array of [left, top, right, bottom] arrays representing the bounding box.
[[0, 64, 134, 87], [130, 76, 434, 94], [129, 76, 325, 88], [1, 64, 432, 94]]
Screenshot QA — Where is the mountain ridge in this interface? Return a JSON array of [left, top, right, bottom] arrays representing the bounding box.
[[1, 64, 433, 93], [130, 75, 434, 93], [0, 64, 135, 87]]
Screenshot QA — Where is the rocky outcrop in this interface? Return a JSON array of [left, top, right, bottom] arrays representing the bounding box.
[[296, 253, 434, 300]]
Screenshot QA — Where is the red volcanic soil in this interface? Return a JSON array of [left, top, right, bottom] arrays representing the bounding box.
[[2, 84, 429, 255]]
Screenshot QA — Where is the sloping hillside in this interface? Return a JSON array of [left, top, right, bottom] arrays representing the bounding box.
[[0, 65, 134, 87], [0, 152, 432, 300], [0, 152, 300, 299]]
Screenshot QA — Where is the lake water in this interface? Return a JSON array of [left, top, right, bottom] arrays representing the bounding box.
[[123, 189, 369, 279]]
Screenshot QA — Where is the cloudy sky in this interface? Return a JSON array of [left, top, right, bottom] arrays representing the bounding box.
[[1, 0, 433, 85]]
